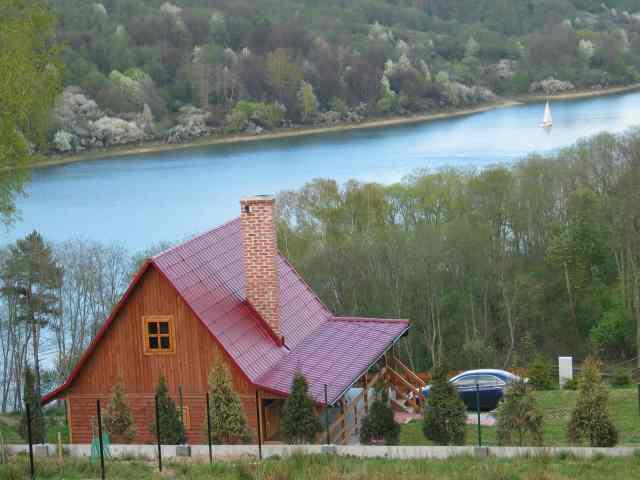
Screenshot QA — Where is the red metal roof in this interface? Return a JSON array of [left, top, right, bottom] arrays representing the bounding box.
[[44, 218, 409, 406], [256, 317, 409, 404]]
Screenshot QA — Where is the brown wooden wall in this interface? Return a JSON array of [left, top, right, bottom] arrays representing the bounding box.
[[64, 265, 261, 444]]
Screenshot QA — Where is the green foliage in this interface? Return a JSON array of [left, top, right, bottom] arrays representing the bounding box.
[[496, 378, 544, 446], [610, 368, 631, 389], [103, 381, 136, 442], [460, 337, 496, 370], [567, 356, 618, 447], [281, 371, 321, 444], [19, 366, 45, 443], [206, 361, 251, 444], [226, 101, 285, 132], [329, 97, 349, 116], [563, 378, 579, 390], [528, 355, 555, 391], [0, 0, 61, 225], [297, 81, 318, 123], [590, 296, 634, 359], [422, 365, 467, 445], [150, 374, 186, 445], [359, 389, 400, 445]]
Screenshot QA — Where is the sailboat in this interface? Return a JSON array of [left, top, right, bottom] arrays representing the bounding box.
[[541, 100, 553, 128]]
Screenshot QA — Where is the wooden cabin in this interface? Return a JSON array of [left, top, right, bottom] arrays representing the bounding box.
[[44, 196, 422, 444]]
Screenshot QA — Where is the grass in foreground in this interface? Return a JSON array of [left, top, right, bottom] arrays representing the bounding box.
[[1, 453, 640, 480], [401, 388, 640, 446]]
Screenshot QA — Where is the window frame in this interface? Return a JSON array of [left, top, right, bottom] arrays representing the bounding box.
[[142, 315, 176, 355]]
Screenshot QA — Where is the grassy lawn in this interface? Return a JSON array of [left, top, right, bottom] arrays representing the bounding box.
[[1, 453, 640, 480], [401, 387, 640, 446]]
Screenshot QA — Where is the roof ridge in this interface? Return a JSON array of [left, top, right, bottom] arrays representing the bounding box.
[[153, 217, 241, 260]]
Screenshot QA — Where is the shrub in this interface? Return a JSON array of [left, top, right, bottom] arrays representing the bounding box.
[[590, 300, 634, 360], [225, 100, 285, 132], [359, 386, 400, 445], [610, 368, 631, 388], [460, 337, 496, 370], [19, 367, 46, 444], [422, 365, 467, 445], [103, 380, 137, 442], [149, 374, 186, 445], [281, 371, 321, 444], [563, 378, 578, 390], [567, 356, 618, 447], [206, 361, 251, 444], [528, 355, 555, 390], [496, 378, 544, 446]]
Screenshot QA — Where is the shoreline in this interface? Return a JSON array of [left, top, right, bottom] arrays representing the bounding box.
[[33, 83, 640, 169]]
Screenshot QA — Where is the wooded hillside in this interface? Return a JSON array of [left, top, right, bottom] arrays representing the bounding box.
[[49, 0, 640, 152]]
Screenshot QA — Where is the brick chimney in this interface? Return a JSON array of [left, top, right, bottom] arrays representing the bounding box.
[[240, 195, 281, 340]]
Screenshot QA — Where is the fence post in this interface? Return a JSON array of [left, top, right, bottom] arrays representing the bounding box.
[[206, 392, 212, 465], [57, 432, 63, 464], [0, 432, 6, 465], [475, 383, 482, 447], [155, 394, 162, 472], [25, 402, 35, 480], [96, 399, 105, 480], [255, 390, 262, 461], [324, 384, 330, 445]]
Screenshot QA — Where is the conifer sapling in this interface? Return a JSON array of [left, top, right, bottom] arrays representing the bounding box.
[[422, 364, 466, 445], [103, 380, 137, 442], [150, 374, 186, 444], [360, 381, 400, 445], [281, 370, 321, 444], [567, 356, 617, 447], [496, 377, 543, 446], [206, 360, 251, 444]]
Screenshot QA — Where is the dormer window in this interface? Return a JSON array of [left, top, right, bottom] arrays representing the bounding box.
[[143, 316, 175, 354]]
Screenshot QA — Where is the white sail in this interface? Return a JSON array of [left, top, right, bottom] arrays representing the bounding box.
[[541, 101, 553, 127]]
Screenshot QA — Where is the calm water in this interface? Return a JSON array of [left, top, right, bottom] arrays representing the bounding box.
[[7, 92, 640, 251]]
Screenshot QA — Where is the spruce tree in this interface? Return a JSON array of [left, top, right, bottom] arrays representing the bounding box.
[[20, 366, 46, 443], [207, 361, 251, 444], [422, 365, 467, 445], [496, 378, 544, 446], [567, 356, 618, 447], [281, 370, 321, 444], [360, 385, 400, 445], [150, 374, 185, 444], [103, 380, 137, 442]]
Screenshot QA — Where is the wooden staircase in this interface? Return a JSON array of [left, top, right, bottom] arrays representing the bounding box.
[[324, 358, 425, 445], [386, 358, 426, 414]]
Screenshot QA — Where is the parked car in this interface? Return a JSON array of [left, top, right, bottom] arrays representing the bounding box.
[[422, 369, 520, 412]]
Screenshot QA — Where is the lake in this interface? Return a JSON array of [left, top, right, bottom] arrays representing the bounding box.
[[7, 91, 640, 252]]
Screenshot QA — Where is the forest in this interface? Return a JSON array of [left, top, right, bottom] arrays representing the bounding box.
[[46, 0, 640, 152]]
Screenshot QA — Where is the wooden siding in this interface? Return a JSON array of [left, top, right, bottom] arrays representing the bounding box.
[[65, 266, 264, 443]]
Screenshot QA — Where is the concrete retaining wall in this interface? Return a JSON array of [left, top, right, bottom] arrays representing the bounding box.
[[6, 444, 638, 460]]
